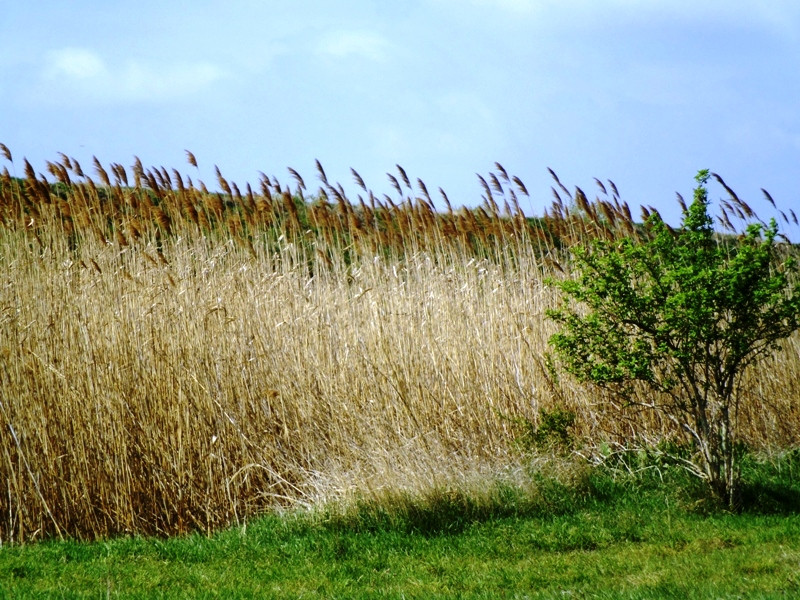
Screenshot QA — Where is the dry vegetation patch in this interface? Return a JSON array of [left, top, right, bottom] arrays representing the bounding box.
[[1, 146, 798, 542]]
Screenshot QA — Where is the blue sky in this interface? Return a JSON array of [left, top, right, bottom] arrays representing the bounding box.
[[2, 1, 799, 232]]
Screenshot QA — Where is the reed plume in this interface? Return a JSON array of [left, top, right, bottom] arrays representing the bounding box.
[[0, 145, 797, 544]]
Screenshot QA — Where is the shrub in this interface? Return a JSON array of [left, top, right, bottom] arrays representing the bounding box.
[[547, 170, 800, 508], [514, 407, 577, 455]]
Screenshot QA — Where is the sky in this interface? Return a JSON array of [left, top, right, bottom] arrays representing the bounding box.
[[1, 0, 799, 234]]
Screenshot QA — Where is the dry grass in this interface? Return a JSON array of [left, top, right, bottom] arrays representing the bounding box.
[[0, 148, 798, 543]]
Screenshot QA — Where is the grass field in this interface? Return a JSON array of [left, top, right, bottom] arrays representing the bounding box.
[[1, 459, 799, 598]]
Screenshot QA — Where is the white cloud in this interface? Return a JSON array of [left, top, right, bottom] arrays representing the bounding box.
[[603, 0, 800, 28], [584, 1, 800, 37], [316, 31, 393, 62], [45, 47, 106, 80], [468, 0, 539, 14], [37, 47, 226, 105], [430, 0, 800, 36], [368, 89, 502, 163], [428, 0, 542, 17]]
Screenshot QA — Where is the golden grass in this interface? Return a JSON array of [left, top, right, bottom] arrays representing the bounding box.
[[0, 148, 798, 542]]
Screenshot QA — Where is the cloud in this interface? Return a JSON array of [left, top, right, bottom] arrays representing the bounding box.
[[368, 89, 502, 163], [430, 0, 800, 36], [45, 47, 105, 80], [587, 1, 800, 37], [468, 0, 539, 14], [37, 47, 226, 105], [316, 31, 393, 62]]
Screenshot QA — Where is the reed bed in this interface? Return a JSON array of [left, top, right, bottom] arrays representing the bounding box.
[[0, 145, 798, 543]]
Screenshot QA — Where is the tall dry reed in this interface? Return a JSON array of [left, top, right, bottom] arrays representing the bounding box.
[[0, 147, 798, 542]]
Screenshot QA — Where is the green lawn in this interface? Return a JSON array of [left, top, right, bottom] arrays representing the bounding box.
[[2, 460, 799, 599]]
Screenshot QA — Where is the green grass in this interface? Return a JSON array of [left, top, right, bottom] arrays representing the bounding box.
[[2, 456, 799, 599]]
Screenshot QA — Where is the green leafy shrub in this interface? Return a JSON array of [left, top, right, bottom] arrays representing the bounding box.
[[514, 406, 577, 454], [547, 170, 800, 508]]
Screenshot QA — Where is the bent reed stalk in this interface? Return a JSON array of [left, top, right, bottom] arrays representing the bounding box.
[[0, 147, 798, 542]]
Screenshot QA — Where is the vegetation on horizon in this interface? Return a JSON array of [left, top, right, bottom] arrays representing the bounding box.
[[0, 143, 798, 543]]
